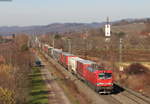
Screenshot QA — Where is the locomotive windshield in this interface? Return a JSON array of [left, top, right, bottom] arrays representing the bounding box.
[[99, 73, 112, 79]]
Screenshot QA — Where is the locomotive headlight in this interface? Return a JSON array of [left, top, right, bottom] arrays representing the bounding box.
[[97, 83, 113, 85], [97, 83, 105, 85]]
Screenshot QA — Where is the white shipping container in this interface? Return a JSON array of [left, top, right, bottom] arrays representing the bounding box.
[[68, 57, 83, 73]]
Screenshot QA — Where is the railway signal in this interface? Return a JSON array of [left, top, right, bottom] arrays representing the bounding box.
[[104, 17, 111, 60], [105, 17, 111, 42]]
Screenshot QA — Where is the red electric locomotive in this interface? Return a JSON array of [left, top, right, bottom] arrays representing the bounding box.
[[86, 63, 113, 93], [76, 60, 113, 93]]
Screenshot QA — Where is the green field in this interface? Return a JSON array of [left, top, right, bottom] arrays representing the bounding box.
[[28, 67, 49, 104]]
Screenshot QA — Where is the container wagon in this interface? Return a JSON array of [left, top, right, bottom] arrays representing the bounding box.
[[68, 57, 83, 74], [51, 48, 62, 61], [60, 52, 76, 68], [43, 44, 52, 53]]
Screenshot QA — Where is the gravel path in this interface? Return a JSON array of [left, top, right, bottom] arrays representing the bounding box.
[[40, 57, 72, 104]]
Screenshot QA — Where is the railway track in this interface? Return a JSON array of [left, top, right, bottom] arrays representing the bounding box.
[[109, 83, 150, 104], [112, 86, 150, 104], [110, 91, 150, 104], [38, 50, 150, 104]]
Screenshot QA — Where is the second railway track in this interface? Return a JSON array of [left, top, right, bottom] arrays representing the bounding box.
[[110, 86, 150, 104]]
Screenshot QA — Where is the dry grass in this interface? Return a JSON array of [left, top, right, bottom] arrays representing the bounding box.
[[114, 63, 150, 96], [0, 64, 13, 72]]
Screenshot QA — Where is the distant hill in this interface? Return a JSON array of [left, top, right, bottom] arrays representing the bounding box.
[[0, 18, 149, 35], [112, 18, 150, 26], [0, 23, 105, 35]]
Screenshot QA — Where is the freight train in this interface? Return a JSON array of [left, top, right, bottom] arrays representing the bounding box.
[[40, 43, 113, 94]]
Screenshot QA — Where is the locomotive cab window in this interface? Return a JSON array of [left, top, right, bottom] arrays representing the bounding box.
[[99, 73, 112, 79]]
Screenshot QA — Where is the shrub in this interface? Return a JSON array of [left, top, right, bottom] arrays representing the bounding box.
[[0, 87, 15, 104], [125, 63, 149, 75], [21, 44, 28, 51]]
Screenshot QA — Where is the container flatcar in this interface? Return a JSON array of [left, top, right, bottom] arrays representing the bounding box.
[[43, 44, 52, 53], [68, 57, 83, 74], [60, 52, 76, 68], [52, 48, 62, 61]]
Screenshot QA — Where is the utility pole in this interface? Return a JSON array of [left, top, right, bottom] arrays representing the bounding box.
[[119, 38, 124, 71], [119, 38, 123, 63], [117, 31, 125, 71], [83, 30, 88, 58], [68, 39, 71, 53], [27, 38, 30, 48], [53, 35, 55, 48]]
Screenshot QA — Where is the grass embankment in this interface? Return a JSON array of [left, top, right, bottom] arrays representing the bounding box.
[[28, 67, 49, 104]]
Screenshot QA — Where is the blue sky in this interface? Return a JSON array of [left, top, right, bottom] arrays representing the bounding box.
[[0, 0, 150, 26]]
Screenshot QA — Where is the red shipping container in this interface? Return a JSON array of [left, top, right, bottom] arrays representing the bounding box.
[[60, 52, 76, 68], [43, 44, 50, 53], [76, 60, 94, 78]]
